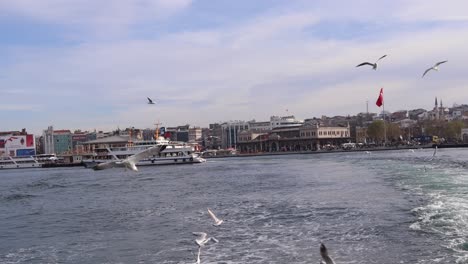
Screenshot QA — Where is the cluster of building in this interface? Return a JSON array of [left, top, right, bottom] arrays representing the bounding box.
[[3, 98, 468, 158]]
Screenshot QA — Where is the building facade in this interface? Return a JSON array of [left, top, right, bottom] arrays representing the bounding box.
[[0, 129, 36, 157], [221, 121, 249, 149], [236, 123, 351, 153], [42, 126, 73, 154]]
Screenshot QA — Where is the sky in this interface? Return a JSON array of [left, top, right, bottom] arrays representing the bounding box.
[[1, 0, 468, 135]]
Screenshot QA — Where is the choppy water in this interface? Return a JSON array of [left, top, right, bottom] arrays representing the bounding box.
[[1, 148, 468, 263]]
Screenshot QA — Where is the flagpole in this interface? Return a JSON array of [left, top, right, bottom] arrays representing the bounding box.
[[383, 101, 386, 146]]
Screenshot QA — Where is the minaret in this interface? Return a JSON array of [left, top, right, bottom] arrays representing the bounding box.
[[440, 99, 444, 120], [435, 97, 439, 120]]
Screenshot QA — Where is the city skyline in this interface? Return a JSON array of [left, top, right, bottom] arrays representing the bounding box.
[[2, 1, 468, 135]]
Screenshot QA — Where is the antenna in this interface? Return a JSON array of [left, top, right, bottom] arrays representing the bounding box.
[[366, 100, 369, 115]]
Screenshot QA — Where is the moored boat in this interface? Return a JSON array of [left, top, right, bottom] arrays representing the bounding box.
[[82, 138, 205, 168], [0, 156, 42, 170]]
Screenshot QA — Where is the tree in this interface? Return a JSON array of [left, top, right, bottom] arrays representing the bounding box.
[[386, 123, 402, 142], [445, 121, 464, 141], [367, 120, 385, 143]]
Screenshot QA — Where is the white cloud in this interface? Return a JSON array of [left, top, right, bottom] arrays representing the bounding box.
[[2, 2, 468, 134], [0, 0, 192, 38]]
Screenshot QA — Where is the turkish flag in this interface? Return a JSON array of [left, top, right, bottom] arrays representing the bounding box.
[[376, 88, 384, 107]]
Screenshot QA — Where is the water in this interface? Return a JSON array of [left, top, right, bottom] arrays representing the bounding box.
[[1, 148, 468, 263]]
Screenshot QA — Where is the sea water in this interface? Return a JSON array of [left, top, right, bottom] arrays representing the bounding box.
[[1, 148, 467, 263]]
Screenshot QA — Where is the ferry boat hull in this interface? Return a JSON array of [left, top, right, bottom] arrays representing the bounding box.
[[0, 156, 42, 170]]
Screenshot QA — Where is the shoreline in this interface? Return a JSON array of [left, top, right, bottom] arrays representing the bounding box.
[[204, 144, 438, 159]]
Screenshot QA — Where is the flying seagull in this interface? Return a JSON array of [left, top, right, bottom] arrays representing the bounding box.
[[320, 243, 336, 264], [147, 97, 155, 104], [356, 55, 387, 70], [207, 208, 224, 226], [192, 232, 219, 247], [92, 144, 166, 171], [422, 61, 448, 78]]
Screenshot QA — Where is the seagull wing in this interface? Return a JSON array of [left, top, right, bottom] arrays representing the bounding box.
[[422, 68, 433, 78], [120, 145, 166, 172], [435, 60, 447, 67], [207, 208, 221, 223], [356, 62, 374, 68], [126, 144, 167, 164], [193, 232, 207, 239], [147, 97, 154, 104], [92, 161, 119, 170], [376, 54, 387, 62]]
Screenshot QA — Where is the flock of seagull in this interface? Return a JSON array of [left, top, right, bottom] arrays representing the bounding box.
[[191, 208, 224, 264], [190, 208, 336, 263], [356, 55, 448, 78], [129, 55, 450, 263]]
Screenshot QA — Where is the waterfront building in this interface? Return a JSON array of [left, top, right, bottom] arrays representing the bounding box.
[[43, 126, 55, 154], [236, 123, 351, 153], [81, 135, 129, 152], [221, 120, 249, 149], [355, 126, 368, 144], [0, 129, 36, 157], [53, 130, 73, 154], [42, 126, 74, 155], [203, 124, 222, 149], [188, 127, 202, 143], [248, 120, 272, 131], [72, 131, 97, 153]]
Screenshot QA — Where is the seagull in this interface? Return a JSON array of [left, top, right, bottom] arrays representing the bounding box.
[[147, 97, 155, 104], [356, 55, 387, 70], [193, 247, 201, 264], [192, 232, 219, 247], [92, 144, 166, 171], [422, 61, 448, 78], [207, 208, 224, 226], [425, 146, 438, 162], [320, 243, 336, 264]]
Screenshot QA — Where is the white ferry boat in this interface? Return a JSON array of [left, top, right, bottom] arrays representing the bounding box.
[[0, 154, 59, 170], [82, 138, 206, 168], [0, 156, 42, 169]]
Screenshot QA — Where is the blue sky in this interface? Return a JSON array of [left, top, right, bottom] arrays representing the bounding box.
[[1, 0, 468, 135]]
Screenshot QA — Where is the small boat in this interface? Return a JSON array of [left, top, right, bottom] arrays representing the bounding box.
[[0, 156, 42, 170]]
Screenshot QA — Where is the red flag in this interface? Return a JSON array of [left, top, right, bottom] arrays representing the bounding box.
[[26, 135, 34, 147], [376, 88, 384, 107]]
